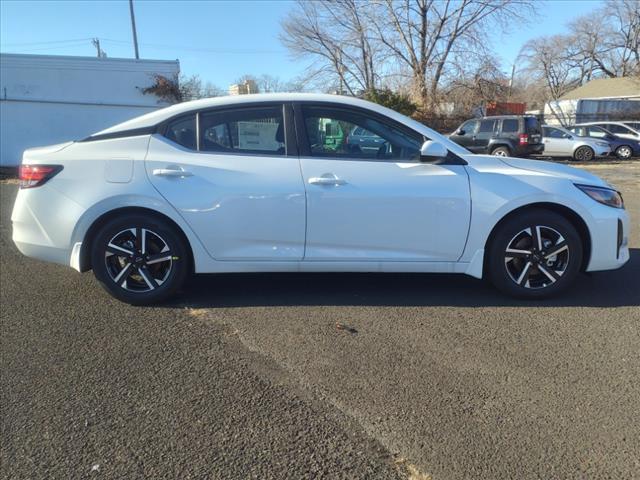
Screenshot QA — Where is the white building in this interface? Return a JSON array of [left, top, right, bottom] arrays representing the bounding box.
[[544, 77, 640, 126], [0, 53, 180, 166]]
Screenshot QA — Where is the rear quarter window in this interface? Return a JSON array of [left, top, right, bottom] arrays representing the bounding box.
[[501, 119, 519, 133]]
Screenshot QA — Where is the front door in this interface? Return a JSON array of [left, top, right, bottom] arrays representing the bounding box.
[[145, 104, 306, 261], [296, 104, 471, 262], [542, 126, 572, 156]]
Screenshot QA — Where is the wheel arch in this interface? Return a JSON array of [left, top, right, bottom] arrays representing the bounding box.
[[483, 202, 591, 272], [79, 207, 195, 273], [489, 143, 512, 154]]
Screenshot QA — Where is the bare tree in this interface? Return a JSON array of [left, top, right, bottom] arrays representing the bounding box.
[[281, 0, 382, 95]]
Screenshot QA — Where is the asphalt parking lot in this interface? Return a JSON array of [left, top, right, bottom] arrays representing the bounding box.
[[1, 161, 639, 479]]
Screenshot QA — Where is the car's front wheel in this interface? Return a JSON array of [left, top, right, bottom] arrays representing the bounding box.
[[91, 214, 189, 305], [487, 210, 583, 298]]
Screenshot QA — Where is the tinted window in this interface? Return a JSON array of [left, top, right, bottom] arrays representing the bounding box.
[[543, 127, 566, 139], [625, 122, 640, 130], [501, 119, 519, 133], [525, 117, 541, 134], [200, 106, 285, 154], [458, 120, 478, 134], [165, 115, 197, 149], [302, 106, 423, 161], [478, 120, 497, 133], [603, 123, 633, 135]]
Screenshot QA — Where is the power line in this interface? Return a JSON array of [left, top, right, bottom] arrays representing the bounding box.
[[1, 38, 94, 47], [100, 38, 285, 55]]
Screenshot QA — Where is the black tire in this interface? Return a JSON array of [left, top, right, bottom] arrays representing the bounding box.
[[491, 146, 511, 157], [615, 145, 633, 160], [573, 146, 594, 161], [91, 214, 189, 305], [487, 209, 583, 299]]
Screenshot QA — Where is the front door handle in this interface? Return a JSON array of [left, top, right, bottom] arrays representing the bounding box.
[[308, 174, 346, 186], [153, 167, 193, 178]]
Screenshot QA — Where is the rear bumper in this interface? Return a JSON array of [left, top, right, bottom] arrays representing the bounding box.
[[11, 185, 84, 268]]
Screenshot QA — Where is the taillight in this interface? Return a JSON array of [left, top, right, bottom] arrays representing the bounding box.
[[519, 134, 528, 145], [19, 164, 63, 189]]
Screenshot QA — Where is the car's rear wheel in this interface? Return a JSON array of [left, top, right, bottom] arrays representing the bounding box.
[[91, 214, 189, 305], [487, 210, 583, 298], [573, 146, 594, 161], [491, 146, 511, 157], [615, 145, 633, 159]]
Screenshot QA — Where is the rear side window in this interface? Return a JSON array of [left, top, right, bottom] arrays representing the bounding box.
[[165, 115, 197, 149], [501, 119, 519, 133], [200, 106, 285, 155], [586, 126, 607, 138], [478, 120, 496, 133], [543, 127, 565, 139]]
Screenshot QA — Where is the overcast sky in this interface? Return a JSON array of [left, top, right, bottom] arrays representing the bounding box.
[[1, 0, 604, 89]]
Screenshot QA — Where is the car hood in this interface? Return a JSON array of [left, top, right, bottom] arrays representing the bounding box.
[[464, 155, 610, 188]]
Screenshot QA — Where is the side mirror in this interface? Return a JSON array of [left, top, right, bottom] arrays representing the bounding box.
[[420, 140, 448, 162], [456, 129, 466, 136]]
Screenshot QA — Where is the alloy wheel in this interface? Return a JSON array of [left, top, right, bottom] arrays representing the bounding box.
[[616, 146, 632, 159], [504, 225, 570, 289], [105, 228, 173, 292], [574, 146, 594, 161]]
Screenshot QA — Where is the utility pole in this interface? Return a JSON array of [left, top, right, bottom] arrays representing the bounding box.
[[129, 0, 140, 59], [92, 38, 106, 58]]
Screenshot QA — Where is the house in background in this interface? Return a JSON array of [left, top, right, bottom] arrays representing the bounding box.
[[544, 77, 640, 126], [0, 53, 180, 166]]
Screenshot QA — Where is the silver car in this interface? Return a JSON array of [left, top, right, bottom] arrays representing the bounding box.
[[541, 125, 611, 161]]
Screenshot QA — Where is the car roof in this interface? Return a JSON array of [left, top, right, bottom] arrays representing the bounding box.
[[92, 93, 405, 136]]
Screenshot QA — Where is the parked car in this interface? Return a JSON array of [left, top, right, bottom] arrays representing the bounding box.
[[540, 125, 611, 161], [449, 115, 544, 157], [567, 124, 640, 159], [577, 121, 640, 142], [346, 126, 387, 154], [622, 121, 640, 131], [12, 94, 629, 304]]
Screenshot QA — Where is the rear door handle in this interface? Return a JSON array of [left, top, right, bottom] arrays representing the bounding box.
[[152, 167, 193, 178], [308, 174, 346, 186]]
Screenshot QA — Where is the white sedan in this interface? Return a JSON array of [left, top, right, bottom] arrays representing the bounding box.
[[12, 94, 630, 304]]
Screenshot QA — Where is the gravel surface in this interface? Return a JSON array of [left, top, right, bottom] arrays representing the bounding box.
[[1, 161, 639, 479]]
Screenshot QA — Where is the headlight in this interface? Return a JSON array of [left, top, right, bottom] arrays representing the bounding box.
[[575, 184, 624, 209], [596, 141, 609, 147]]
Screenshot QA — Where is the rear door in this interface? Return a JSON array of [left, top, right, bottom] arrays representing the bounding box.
[[296, 103, 471, 261], [473, 119, 497, 153], [145, 103, 306, 261], [542, 126, 571, 156]]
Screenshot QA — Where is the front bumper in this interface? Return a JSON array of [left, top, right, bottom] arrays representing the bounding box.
[[585, 206, 630, 272]]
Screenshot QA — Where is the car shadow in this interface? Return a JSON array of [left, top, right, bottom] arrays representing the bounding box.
[[165, 248, 640, 309]]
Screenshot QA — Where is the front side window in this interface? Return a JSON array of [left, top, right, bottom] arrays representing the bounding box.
[[200, 106, 285, 155], [478, 120, 497, 133], [569, 126, 587, 136], [501, 119, 519, 133], [602, 123, 632, 135], [302, 106, 423, 161], [165, 115, 197, 149], [459, 120, 478, 134]]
